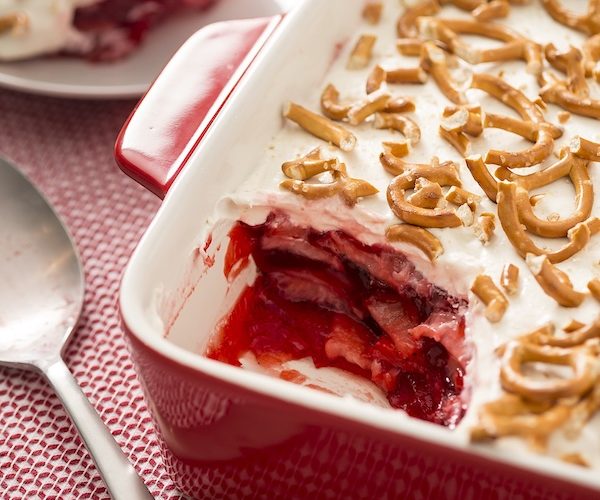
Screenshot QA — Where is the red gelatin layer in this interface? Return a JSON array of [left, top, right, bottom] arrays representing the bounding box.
[[207, 212, 470, 427]]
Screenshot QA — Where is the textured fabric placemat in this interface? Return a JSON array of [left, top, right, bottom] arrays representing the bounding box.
[[0, 89, 178, 499]]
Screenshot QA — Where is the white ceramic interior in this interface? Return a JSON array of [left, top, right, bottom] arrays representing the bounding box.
[[120, 0, 600, 491], [0, 0, 295, 99]]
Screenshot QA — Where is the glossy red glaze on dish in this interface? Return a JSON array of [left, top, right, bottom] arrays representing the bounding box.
[[207, 213, 468, 427], [123, 322, 600, 499], [114, 15, 281, 198]]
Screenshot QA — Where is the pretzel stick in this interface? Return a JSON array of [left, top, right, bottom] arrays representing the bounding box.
[[284, 102, 357, 151], [471, 274, 509, 322], [465, 155, 498, 202], [386, 223, 444, 261], [348, 34, 377, 70], [366, 65, 386, 94], [421, 41, 468, 105], [501, 263, 520, 295], [525, 254, 588, 307], [570, 135, 600, 161]]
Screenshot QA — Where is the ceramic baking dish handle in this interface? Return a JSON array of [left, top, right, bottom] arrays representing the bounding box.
[[115, 15, 282, 198]]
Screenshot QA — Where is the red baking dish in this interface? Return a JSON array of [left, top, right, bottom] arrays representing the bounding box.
[[116, 1, 600, 497]]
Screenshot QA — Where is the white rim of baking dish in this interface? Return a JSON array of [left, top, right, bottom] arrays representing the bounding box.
[[120, 0, 600, 490]]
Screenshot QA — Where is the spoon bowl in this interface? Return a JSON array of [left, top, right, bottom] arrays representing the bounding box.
[[0, 157, 153, 500], [0, 157, 83, 368]]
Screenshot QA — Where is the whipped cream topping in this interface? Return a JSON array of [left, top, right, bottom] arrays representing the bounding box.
[[0, 0, 100, 61], [203, 0, 600, 469]]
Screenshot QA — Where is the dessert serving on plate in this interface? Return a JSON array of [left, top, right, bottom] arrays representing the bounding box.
[[191, 0, 600, 470], [0, 0, 216, 61]]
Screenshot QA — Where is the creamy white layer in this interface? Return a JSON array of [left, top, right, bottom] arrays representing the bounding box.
[[0, 0, 100, 61]]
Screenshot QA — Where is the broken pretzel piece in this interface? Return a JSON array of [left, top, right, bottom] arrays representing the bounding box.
[[465, 155, 498, 203], [439, 126, 470, 157], [366, 65, 386, 94], [408, 178, 444, 209], [470, 393, 570, 451], [281, 147, 340, 180], [0, 12, 29, 35], [471, 72, 544, 124], [544, 44, 589, 98], [540, 81, 600, 120], [380, 154, 462, 188], [386, 65, 428, 84], [419, 17, 542, 75], [374, 112, 421, 146], [385, 96, 416, 113], [589, 279, 600, 302], [543, 316, 600, 348], [525, 254, 587, 307], [347, 34, 377, 70], [471, 274, 509, 322], [347, 90, 391, 125], [514, 156, 593, 238], [284, 102, 357, 151], [382, 141, 410, 158], [445, 186, 481, 210], [570, 135, 600, 161], [501, 263, 520, 295], [420, 41, 468, 105], [483, 113, 558, 169], [281, 166, 378, 207], [387, 182, 463, 228], [472, 0, 510, 22], [362, 1, 383, 24], [500, 340, 597, 400], [474, 212, 496, 244], [321, 84, 351, 121], [497, 181, 595, 263], [442, 105, 483, 137], [397, 0, 440, 38], [385, 223, 444, 262], [494, 148, 573, 191]]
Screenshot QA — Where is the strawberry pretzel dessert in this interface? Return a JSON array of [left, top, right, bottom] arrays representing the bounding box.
[[197, 0, 599, 469], [0, 0, 215, 61]]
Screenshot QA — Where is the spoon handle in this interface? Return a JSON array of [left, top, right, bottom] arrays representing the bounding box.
[[41, 358, 154, 500]]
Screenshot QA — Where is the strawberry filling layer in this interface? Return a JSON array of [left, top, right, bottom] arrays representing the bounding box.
[[207, 212, 469, 427]]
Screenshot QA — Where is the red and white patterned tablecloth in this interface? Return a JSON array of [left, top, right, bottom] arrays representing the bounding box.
[[0, 89, 175, 499]]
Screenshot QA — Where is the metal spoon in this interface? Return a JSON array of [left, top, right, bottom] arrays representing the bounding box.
[[0, 157, 153, 500]]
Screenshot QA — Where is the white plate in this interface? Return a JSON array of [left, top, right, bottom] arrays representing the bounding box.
[[0, 0, 296, 99]]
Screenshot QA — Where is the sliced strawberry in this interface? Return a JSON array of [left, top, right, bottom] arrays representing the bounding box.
[[324, 316, 372, 371], [365, 296, 420, 357]]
